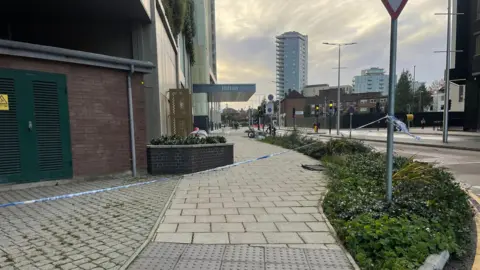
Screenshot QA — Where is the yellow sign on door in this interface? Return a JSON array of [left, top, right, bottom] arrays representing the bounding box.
[[0, 94, 8, 111]]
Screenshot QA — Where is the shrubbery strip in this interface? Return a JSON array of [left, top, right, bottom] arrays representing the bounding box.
[[263, 132, 473, 269]]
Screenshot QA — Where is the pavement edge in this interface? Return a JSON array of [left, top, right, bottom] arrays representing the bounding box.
[[118, 177, 183, 270], [468, 190, 480, 270], [319, 190, 361, 270]]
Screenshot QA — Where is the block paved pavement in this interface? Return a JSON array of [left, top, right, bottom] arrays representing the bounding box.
[[130, 130, 357, 269], [0, 176, 179, 270]]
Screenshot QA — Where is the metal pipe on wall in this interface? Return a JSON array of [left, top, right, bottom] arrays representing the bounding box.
[[127, 64, 137, 177]]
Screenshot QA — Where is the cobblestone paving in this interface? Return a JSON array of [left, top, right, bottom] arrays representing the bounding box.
[[0, 177, 178, 270]]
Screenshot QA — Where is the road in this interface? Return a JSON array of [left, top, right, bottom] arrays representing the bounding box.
[[277, 130, 480, 196], [366, 141, 480, 191]]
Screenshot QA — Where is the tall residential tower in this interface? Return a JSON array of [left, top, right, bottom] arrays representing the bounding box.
[[276, 31, 308, 99], [352, 67, 393, 95]]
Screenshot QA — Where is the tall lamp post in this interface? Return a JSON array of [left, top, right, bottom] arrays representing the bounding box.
[[323, 42, 357, 135], [434, 0, 463, 143]]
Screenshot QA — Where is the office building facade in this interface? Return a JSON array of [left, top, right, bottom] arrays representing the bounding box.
[[352, 67, 393, 95], [191, 0, 221, 131], [450, 0, 480, 130], [275, 31, 308, 99]]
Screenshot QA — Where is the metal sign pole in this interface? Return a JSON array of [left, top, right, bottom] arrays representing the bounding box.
[[386, 18, 398, 203], [349, 113, 353, 138], [382, 0, 408, 204], [442, 0, 452, 143], [337, 45, 341, 135]]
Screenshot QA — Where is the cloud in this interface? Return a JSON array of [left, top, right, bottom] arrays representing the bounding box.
[[215, 0, 448, 109]]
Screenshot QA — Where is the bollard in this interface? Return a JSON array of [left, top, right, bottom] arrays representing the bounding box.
[[349, 113, 353, 139]]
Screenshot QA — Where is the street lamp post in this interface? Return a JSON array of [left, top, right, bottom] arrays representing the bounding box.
[[434, 0, 463, 143], [323, 42, 357, 135]]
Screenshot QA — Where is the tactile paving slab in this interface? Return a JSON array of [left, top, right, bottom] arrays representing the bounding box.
[[140, 242, 187, 258], [264, 247, 308, 265], [174, 259, 222, 270], [265, 263, 311, 270], [304, 249, 352, 267], [181, 244, 226, 260], [223, 245, 264, 262], [309, 265, 352, 270], [129, 257, 178, 270], [221, 261, 265, 270], [130, 242, 355, 270]]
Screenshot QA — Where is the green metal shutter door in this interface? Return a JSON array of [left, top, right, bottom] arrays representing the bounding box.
[[0, 77, 21, 183], [32, 80, 65, 174]]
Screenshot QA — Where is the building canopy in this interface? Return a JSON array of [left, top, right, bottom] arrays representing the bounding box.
[[193, 84, 256, 102]]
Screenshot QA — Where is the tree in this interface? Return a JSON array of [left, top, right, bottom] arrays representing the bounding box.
[[395, 70, 414, 113], [413, 84, 433, 112], [428, 79, 445, 93], [303, 104, 312, 117]]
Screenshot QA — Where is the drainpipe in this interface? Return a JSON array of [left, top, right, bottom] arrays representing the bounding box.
[[127, 64, 137, 177]]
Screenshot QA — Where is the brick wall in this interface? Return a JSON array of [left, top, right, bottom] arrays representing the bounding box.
[[147, 144, 234, 174], [281, 98, 307, 126], [0, 55, 147, 177]]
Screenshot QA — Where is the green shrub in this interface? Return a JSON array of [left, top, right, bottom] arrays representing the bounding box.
[[342, 213, 457, 270], [263, 134, 473, 268], [263, 132, 372, 158], [322, 153, 473, 267], [150, 135, 227, 145]]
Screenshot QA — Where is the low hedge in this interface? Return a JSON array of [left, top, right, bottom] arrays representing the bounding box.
[[262, 133, 473, 269], [150, 135, 227, 145]]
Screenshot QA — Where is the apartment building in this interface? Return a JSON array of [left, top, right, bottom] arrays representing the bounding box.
[[275, 31, 308, 99]]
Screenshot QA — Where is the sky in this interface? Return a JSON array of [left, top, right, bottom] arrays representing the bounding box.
[[214, 0, 450, 110]]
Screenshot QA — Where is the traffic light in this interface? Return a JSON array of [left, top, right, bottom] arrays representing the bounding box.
[[292, 108, 296, 118], [448, 99, 452, 110], [315, 104, 320, 115], [263, 103, 266, 114], [329, 101, 333, 108], [375, 102, 380, 113]]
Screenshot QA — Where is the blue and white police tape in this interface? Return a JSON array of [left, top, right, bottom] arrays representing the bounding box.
[[387, 115, 421, 140], [0, 179, 163, 208], [335, 115, 421, 141], [0, 141, 321, 209]]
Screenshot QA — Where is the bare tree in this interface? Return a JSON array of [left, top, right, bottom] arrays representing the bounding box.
[[428, 79, 445, 93]]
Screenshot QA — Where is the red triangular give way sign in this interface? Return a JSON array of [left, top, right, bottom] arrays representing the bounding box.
[[382, 0, 408, 20]]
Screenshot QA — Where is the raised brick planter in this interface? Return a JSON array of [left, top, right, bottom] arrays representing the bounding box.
[[147, 143, 234, 175]]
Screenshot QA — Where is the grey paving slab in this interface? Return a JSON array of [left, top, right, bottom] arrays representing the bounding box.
[[182, 244, 226, 260], [0, 176, 179, 270], [134, 132, 356, 270], [138, 242, 187, 258], [129, 243, 354, 270], [223, 245, 264, 262], [174, 259, 222, 270]]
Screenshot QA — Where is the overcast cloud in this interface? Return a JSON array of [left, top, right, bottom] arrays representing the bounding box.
[[214, 0, 449, 109]]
